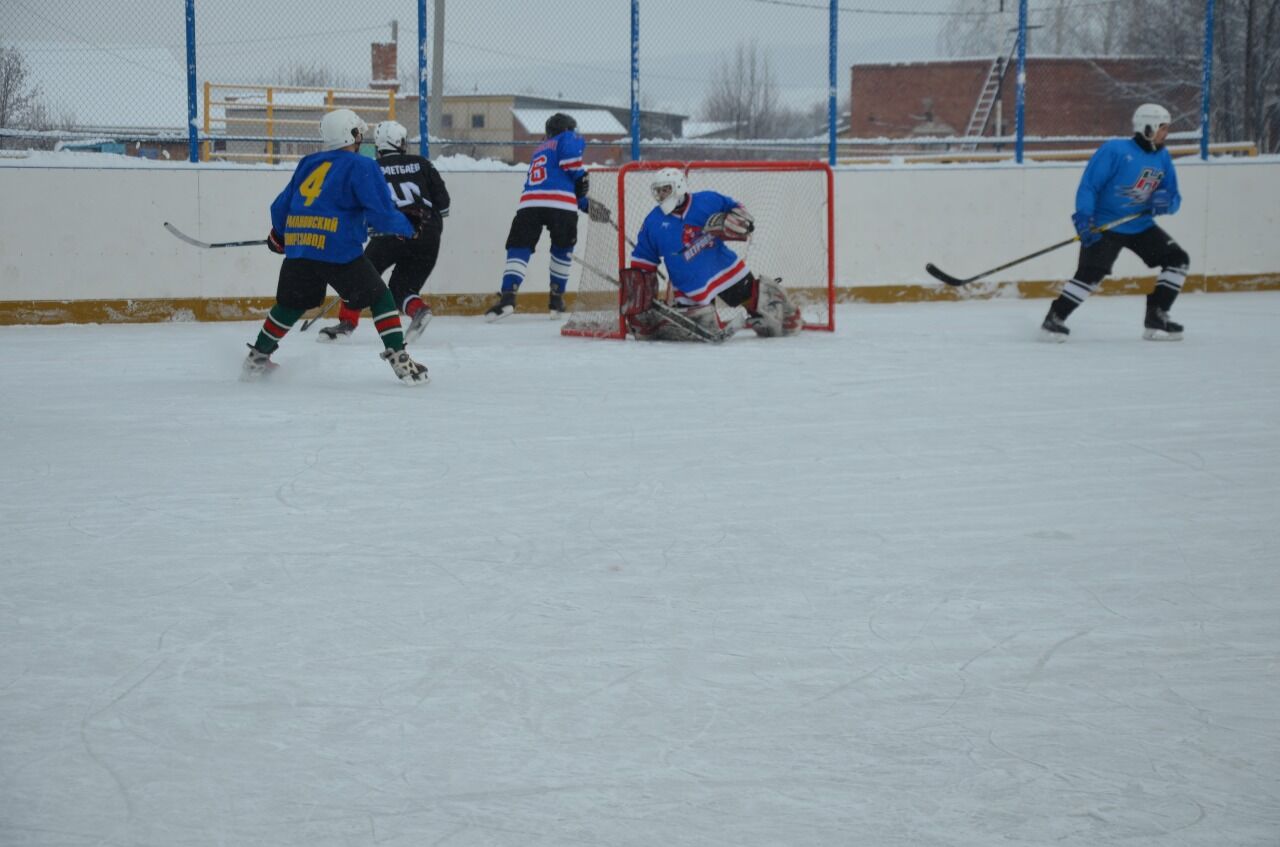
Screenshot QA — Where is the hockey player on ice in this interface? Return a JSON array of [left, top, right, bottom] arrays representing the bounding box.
[[242, 109, 428, 385], [317, 120, 451, 345], [1041, 103, 1189, 342], [483, 113, 590, 321], [623, 167, 802, 342]]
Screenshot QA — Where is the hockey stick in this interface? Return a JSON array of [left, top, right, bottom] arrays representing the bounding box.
[[163, 222, 267, 249], [924, 212, 1148, 287], [298, 297, 339, 332], [570, 254, 728, 344]]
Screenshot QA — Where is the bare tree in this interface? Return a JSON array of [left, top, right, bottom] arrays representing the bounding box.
[[270, 60, 354, 89], [0, 45, 65, 149], [938, 0, 1125, 57], [938, 0, 1280, 152], [0, 45, 42, 129], [936, 0, 1011, 56], [1111, 0, 1280, 153], [700, 41, 784, 138]]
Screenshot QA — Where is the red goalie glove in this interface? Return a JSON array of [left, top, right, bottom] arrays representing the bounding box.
[[703, 207, 754, 241]]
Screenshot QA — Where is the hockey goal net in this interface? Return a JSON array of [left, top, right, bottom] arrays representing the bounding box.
[[562, 160, 835, 339]]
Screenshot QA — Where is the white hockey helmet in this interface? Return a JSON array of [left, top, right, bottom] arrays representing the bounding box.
[[320, 108, 367, 151], [373, 120, 409, 154], [650, 167, 688, 215], [1132, 103, 1171, 139]]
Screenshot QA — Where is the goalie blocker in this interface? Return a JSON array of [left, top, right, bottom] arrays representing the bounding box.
[[620, 268, 801, 342]]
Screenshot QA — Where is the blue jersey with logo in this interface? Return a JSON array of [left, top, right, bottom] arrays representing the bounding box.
[[1076, 137, 1181, 235], [517, 130, 586, 213], [270, 148, 413, 263], [630, 190, 752, 304]]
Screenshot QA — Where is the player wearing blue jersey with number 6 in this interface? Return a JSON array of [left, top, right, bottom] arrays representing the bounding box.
[[623, 167, 802, 341], [484, 113, 589, 321], [1042, 103, 1189, 342], [241, 109, 428, 384]]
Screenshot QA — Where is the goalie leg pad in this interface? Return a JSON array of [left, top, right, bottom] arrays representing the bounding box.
[[749, 277, 803, 337], [619, 267, 659, 317]]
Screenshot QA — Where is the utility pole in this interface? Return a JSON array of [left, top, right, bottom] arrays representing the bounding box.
[[430, 0, 445, 140]]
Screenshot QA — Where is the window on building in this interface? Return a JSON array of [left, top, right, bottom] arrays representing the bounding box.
[[471, 113, 485, 129], [441, 113, 453, 129]]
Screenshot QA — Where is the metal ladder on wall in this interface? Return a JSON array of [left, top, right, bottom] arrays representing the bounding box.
[[960, 31, 1020, 151]]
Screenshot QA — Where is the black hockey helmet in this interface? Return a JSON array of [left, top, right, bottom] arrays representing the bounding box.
[[545, 112, 576, 137]]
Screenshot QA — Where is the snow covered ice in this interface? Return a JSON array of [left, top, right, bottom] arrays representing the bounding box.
[[2, 293, 1278, 846]]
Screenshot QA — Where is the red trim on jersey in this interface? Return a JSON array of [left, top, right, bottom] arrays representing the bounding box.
[[630, 258, 658, 271], [684, 259, 748, 304], [520, 190, 576, 203]]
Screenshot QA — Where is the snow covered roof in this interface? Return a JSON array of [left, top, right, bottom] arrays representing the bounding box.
[[681, 121, 736, 139], [14, 42, 190, 130], [511, 108, 625, 137]]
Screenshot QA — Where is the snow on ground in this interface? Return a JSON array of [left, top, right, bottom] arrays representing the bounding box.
[[1, 293, 1278, 847]]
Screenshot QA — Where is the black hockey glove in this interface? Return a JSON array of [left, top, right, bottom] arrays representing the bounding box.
[[266, 228, 285, 254]]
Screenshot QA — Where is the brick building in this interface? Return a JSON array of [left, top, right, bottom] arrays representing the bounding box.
[[849, 56, 1200, 153]]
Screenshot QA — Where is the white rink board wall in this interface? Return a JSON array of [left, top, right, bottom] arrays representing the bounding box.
[[1, 156, 1278, 305]]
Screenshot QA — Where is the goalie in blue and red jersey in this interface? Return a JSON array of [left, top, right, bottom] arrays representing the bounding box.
[[484, 113, 589, 321], [622, 167, 802, 342]]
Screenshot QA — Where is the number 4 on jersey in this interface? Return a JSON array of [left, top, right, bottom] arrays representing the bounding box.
[[298, 161, 332, 207]]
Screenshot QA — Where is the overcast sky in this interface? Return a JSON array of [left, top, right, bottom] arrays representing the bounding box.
[[4, 0, 990, 119]]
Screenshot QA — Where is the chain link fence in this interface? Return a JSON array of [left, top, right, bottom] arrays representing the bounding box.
[[1, 1, 1274, 163]]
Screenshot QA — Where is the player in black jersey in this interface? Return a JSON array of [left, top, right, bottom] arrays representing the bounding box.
[[318, 120, 451, 345]]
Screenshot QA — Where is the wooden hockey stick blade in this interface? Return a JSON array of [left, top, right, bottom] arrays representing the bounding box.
[[163, 222, 267, 249], [299, 297, 339, 332], [923, 212, 1149, 287]]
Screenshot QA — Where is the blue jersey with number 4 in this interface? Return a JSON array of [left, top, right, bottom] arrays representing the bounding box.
[[270, 148, 412, 263], [517, 130, 586, 213], [1076, 137, 1181, 235], [630, 190, 751, 305]]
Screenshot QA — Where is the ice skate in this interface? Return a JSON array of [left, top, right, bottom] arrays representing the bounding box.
[[380, 348, 429, 385], [548, 292, 565, 320], [316, 320, 356, 343], [1143, 294, 1183, 341], [484, 291, 516, 322], [240, 344, 278, 381], [1040, 308, 1069, 342], [404, 306, 433, 344]]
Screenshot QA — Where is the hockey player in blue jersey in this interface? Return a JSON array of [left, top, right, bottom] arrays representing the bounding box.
[[241, 108, 428, 384], [484, 113, 589, 320], [623, 167, 802, 341], [317, 119, 451, 344], [1042, 103, 1189, 341]]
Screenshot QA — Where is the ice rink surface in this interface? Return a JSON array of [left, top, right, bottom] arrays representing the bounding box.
[[2, 293, 1278, 847]]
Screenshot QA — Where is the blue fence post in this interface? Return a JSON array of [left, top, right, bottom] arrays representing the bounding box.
[[185, 0, 198, 162], [828, 0, 837, 166], [1200, 0, 1216, 160], [419, 0, 429, 158], [1015, 0, 1027, 163], [631, 0, 640, 162]]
